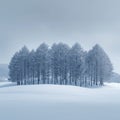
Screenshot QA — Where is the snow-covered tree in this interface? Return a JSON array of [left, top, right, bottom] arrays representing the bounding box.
[[68, 43, 85, 86], [9, 52, 21, 85], [9, 43, 113, 87], [50, 43, 59, 84], [18, 46, 29, 85], [35, 43, 49, 84], [86, 44, 113, 86], [50, 43, 70, 85], [28, 50, 36, 84]]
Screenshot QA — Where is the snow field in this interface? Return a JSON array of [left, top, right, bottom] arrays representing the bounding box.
[[0, 82, 120, 120]]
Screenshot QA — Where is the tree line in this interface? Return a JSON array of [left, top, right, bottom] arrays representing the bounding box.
[[9, 43, 113, 87]]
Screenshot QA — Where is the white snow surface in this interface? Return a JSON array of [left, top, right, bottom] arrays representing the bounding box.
[[0, 82, 120, 120]]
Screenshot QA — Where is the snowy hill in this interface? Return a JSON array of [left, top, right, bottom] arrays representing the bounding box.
[[0, 82, 120, 120], [0, 64, 8, 81], [109, 72, 120, 83]]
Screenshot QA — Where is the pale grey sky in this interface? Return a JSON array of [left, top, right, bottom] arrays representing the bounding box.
[[0, 0, 120, 73]]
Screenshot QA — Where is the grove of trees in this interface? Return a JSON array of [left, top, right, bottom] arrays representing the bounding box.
[[9, 43, 113, 87]]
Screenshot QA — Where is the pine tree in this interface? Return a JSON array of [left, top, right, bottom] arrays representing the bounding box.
[[50, 43, 59, 84], [68, 43, 85, 86], [86, 44, 113, 86], [28, 50, 36, 84], [9, 52, 21, 85], [9, 43, 113, 87], [35, 43, 49, 84], [18, 46, 29, 85]]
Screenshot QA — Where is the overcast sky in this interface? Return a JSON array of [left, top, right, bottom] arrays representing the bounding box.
[[0, 0, 120, 73]]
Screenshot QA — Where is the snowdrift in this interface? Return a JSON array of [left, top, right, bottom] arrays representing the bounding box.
[[0, 82, 120, 120]]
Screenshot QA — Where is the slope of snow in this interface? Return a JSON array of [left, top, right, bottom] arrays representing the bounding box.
[[108, 72, 120, 83], [0, 64, 8, 78], [0, 82, 120, 120], [0, 81, 16, 87]]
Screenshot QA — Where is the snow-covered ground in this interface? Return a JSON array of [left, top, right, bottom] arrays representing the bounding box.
[[0, 82, 120, 120]]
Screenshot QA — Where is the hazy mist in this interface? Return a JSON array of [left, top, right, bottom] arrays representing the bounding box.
[[0, 0, 120, 73]]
